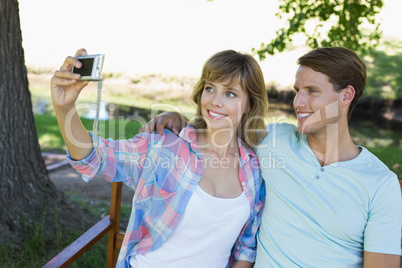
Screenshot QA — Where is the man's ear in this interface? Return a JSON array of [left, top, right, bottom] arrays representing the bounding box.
[[341, 85, 355, 104]]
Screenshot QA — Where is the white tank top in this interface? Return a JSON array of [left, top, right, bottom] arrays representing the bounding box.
[[130, 184, 250, 268]]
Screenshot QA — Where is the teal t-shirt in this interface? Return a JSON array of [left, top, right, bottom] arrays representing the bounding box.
[[255, 123, 401, 267]]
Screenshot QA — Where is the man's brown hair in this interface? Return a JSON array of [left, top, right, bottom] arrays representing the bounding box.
[[297, 47, 367, 119]]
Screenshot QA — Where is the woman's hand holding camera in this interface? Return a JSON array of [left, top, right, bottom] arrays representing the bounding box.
[[50, 48, 95, 161], [51, 48, 89, 110]]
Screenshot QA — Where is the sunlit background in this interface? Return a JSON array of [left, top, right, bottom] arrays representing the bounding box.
[[19, 0, 402, 179], [19, 0, 402, 87]]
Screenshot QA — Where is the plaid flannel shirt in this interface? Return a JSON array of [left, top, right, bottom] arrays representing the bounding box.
[[67, 126, 264, 268]]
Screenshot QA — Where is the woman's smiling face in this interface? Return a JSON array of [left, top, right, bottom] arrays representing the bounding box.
[[200, 80, 249, 132]]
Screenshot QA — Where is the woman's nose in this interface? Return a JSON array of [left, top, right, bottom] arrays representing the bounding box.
[[211, 93, 223, 107]]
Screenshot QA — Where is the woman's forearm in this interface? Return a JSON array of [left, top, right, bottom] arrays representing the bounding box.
[[54, 105, 93, 160]]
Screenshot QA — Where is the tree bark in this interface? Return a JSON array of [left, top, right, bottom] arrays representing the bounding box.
[[0, 0, 96, 246]]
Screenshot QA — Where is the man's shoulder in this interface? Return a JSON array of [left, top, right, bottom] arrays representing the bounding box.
[[357, 147, 397, 179], [261, 122, 299, 144], [266, 122, 296, 132], [264, 122, 298, 138], [256, 123, 300, 156], [345, 148, 398, 196]]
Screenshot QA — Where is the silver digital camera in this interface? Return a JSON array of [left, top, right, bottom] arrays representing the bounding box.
[[72, 54, 105, 81]]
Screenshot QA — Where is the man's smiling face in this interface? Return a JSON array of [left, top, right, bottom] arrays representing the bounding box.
[[293, 66, 343, 136]]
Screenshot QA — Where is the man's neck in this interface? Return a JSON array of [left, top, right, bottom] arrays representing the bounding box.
[[306, 122, 360, 166]]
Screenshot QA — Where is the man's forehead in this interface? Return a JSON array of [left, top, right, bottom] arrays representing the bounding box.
[[294, 66, 331, 87]]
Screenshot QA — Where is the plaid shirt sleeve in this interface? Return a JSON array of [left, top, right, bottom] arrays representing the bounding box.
[[67, 132, 152, 190]]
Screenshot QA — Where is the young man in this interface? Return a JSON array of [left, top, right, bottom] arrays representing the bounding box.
[[141, 47, 401, 267]]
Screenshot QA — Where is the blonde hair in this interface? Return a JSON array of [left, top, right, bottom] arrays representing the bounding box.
[[191, 50, 268, 148]]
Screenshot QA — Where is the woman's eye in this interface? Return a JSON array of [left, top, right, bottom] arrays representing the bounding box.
[[205, 86, 214, 92], [226, 92, 237, 98]]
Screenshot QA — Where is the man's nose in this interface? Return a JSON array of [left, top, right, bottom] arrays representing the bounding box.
[[293, 91, 306, 109]]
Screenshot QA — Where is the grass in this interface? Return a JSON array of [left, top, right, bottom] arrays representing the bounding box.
[[0, 192, 132, 267], [34, 114, 143, 153]]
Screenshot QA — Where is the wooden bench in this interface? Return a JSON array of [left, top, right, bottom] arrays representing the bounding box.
[[44, 182, 124, 268], [44, 180, 402, 267]]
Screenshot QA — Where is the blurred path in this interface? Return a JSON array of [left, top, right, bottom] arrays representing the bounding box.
[[43, 153, 134, 203]]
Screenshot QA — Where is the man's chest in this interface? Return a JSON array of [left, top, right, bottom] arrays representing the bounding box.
[[263, 163, 369, 243]]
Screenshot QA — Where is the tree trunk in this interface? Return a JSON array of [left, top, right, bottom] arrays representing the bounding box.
[[0, 0, 95, 246]]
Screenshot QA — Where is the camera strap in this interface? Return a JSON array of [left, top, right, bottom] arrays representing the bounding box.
[[92, 80, 105, 163]]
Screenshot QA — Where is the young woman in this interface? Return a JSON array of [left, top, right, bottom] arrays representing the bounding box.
[[51, 48, 268, 268]]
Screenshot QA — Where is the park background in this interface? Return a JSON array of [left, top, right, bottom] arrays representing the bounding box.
[[20, 0, 402, 175], [3, 0, 402, 266]]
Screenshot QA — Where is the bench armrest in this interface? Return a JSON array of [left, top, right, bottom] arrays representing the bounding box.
[[43, 215, 113, 268]]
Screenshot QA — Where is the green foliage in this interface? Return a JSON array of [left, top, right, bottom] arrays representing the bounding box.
[[368, 147, 402, 179], [365, 39, 402, 99], [255, 0, 384, 59], [350, 123, 401, 148]]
